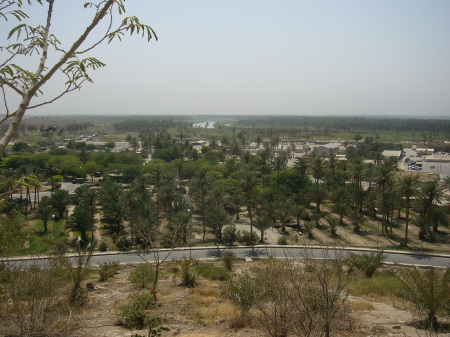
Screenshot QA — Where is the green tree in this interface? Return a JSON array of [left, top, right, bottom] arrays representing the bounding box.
[[50, 189, 69, 219], [105, 141, 116, 151], [37, 197, 53, 233], [100, 180, 126, 234], [78, 147, 90, 166], [420, 180, 445, 233], [325, 215, 339, 238], [374, 160, 395, 234], [0, 1, 157, 154], [206, 205, 231, 242], [254, 213, 271, 243], [226, 191, 245, 222], [68, 203, 92, 243], [397, 176, 420, 246]]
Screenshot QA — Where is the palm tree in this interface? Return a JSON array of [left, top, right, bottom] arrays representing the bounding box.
[[78, 147, 90, 166], [275, 199, 293, 232], [44, 161, 60, 196], [125, 134, 133, 147], [397, 176, 419, 246], [254, 213, 271, 243], [420, 180, 445, 232], [122, 187, 141, 246], [271, 153, 287, 176], [255, 135, 262, 149], [397, 266, 450, 331], [349, 211, 364, 233], [37, 198, 53, 233], [190, 169, 214, 241], [325, 215, 339, 237], [374, 160, 395, 234], [292, 204, 307, 230], [333, 202, 348, 225], [240, 169, 259, 240], [69, 203, 92, 243], [226, 192, 245, 222], [170, 210, 192, 246], [80, 187, 98, 242], [206, 205, 231, 242], [99, 180, 126, 234], [50, 189, 69, 219]]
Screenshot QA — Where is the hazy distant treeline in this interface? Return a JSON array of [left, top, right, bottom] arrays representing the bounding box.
[[236, 116, 450, 133], [113, 119, 192, 132]]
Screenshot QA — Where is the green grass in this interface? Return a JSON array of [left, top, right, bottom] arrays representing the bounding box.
[[195, 263, 231, 281], [4, 219, 68, 256], [347, 272, 403, 299]]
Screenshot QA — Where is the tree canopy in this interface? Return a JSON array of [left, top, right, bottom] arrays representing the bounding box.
[[0, 0, 157, 153]]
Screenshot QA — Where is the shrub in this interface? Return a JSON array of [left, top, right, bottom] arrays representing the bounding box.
[[345, 251, 386, 278], [118, 291, 156, 329], [98, 261, 120, 282], [116, 236, 131, 251], [179, 257, 196, 287], [222, 225, 238, 245], [1, 262, 70, 336], [130, 316, 170, 337], [129, 264, 155, 289], [222, 251, 236, 271], [195, 263, 230, 281], [223, 273, 260, 313], [277, 235, 288, 245], [238, 230, 258, 246], [98, 241, 108, 252]]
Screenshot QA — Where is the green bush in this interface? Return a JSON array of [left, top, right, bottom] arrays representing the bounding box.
[[179, 257, 196, 288], [129, 264, 155, 288], [118, 291, 155, 329], [223, 272, 260, 313], [98, 261, 120, 282], [222, 251, 236, 271], [98, 241, 108, 252], [345, 251, 386, 278], [130, 316, 170, 337], [222, 225, 238, 245], [116, 236, 131, 251], [238, 230, 258, 246], [195, 263, 230, 281], [277, 235, 288, 245]]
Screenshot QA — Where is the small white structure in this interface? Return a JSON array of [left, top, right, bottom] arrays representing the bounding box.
[[382, 150, 402, 159]]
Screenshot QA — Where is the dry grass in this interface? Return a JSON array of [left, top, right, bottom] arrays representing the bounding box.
[[349, 300, 375, 311], [186, 286, 235, 323]]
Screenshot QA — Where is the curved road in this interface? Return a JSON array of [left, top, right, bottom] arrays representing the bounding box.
[[4, 245, 449, 268]]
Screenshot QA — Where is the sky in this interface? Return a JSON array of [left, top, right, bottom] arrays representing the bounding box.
[[5, 0, 450, 117]]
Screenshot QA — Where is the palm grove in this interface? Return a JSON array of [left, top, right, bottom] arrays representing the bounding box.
[[1, 118, 449, 251], [1, 1, 449, 335]]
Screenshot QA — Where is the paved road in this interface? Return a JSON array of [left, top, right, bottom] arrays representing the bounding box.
[[4, 246, 449, 268], [11, 181, 92, 201]]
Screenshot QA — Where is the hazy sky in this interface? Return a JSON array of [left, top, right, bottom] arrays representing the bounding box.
[[11, 0, 450, 117]]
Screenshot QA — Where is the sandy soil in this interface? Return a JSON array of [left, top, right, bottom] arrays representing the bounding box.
[[60, 264, 450, 337]]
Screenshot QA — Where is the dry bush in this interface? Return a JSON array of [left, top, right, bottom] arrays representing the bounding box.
[[0, 260, 71, 337], [235, 248, 350, 337]]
